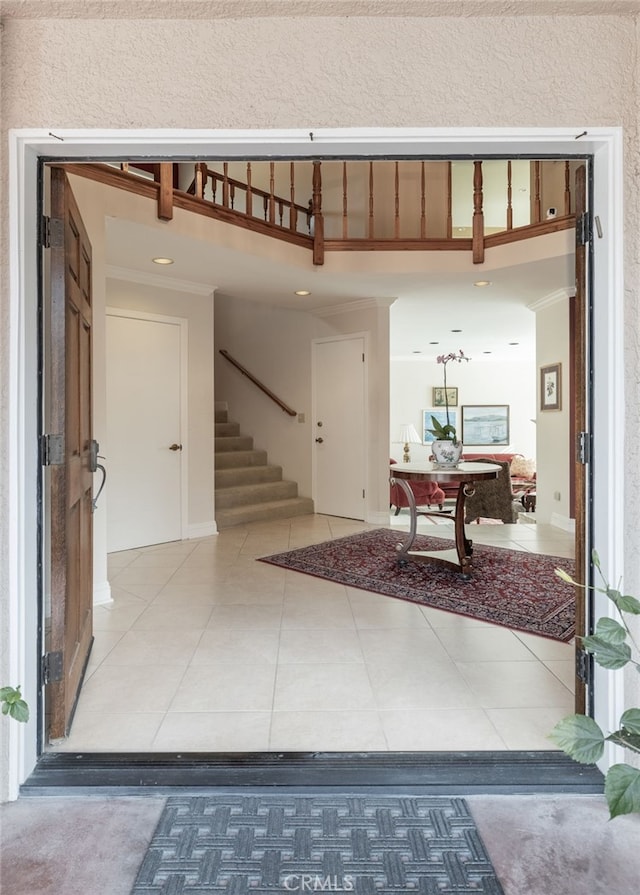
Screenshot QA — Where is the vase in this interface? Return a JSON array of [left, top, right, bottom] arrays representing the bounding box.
[[432, 439, 463, 468]]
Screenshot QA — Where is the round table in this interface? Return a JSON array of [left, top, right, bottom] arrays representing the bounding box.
[[390, 461, 502, 578]]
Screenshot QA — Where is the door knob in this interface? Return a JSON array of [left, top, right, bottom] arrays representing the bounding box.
[[315, 437, 324, 443], [169, 443, 183, 451]]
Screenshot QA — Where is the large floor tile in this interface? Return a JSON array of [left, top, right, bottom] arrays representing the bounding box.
[[270, 711, 387, 751], [169, 665, 276, 712], [277, 628, 365, 664], [52, 711, 164, 752], [190, 628, 280, 665], [347, 590, 432, 629], [367, 661, 478, 711], [357, 626, 448, 666], [456, 660, 575, 708], [153, 712, 271, 751], [75, 665, 186, 713], [486, 706, 573, 750], [102, 629, 202, 666], [273, 664, 376, 711], [380, 708, 507, 751], [207, 604, 283, 629], [434, 626, 537, 662], [131, 604, 214, 631]]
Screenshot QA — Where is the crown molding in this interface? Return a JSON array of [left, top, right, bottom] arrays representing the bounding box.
[[528, 286, 574, 312], [106, 265, 216, 296], [311, 297, 396, 318]]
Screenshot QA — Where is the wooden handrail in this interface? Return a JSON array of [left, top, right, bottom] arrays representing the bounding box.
[[219, 349, 297, 416]]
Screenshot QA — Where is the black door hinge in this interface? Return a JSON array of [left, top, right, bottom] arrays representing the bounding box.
[[40, 215, 64, 249], [41, 651, 64, 685], [576, 647, 591, 685], [576, 212, 592, 247], [41, 433, 65, 466], [577, 431, 591, 465]]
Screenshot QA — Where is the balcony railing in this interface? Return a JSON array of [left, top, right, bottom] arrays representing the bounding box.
[[64, 158, 577, 265]]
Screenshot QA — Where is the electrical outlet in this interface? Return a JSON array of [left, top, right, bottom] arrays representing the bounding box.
[[553, 491, 561, 501]]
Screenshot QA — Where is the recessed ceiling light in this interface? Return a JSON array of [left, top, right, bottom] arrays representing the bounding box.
[[412, 350, 422, 354], [450, 329, 462, 333], [295, 290, 311, 296], [152, 257, 174, 265], [429, 341, 439, 345], [473, 280, 491, 287], [483, 351, 492, 354], [509, 341, 520, 346]]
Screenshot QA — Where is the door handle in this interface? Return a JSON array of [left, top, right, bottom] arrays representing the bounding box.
[[169, 443, 183, 451], [315, 437, 324, 443]]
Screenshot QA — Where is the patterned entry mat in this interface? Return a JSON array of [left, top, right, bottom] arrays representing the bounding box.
[[131, 794, 504, 894]]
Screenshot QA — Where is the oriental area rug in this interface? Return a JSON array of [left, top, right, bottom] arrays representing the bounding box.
[[259, 528, 575, 642], [130, 794, 504, 895]]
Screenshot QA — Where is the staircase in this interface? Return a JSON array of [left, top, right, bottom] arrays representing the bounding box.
[[215, 403, 314, 529]]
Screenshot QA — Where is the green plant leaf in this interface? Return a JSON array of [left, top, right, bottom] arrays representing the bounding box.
[[8, 699, 29, 723], [620, 708, 640, 735], [593, 617, 627, 645], [607, 729, 640, 754], [604, 764, 640, 818], [607, 589, 640, 615], [582, 634, 631, 669], [549, 714, 605, 763]]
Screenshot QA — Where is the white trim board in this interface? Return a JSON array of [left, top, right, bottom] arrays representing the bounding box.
[[6, 126, 625, 800]]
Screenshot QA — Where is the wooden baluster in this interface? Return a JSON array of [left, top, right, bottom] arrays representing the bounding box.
[[157, 162, 174, 221], [278, 199, 284, 227], [446, 162, 453, 239], [269, 162, 276, 224], [246, 162, 253, 217], [211, 174, 217, 204], [312, 161, 324, 265], [420, 162, 426, 239], [368, 162, 375, 238], [472, 160, 485, 264], [506, 160, 513, 231], [342, 162, 348, 239], [289, 162, 297, 231], [120, 162, 129, 173], [394, 161, 400, 239], [195, 162, 206, 200], [229, 182, 235, 210], [533, 160, 541, 223], [222, 162, 230, 208], [564, 160, 572, 215], [263, 195, 268, 221]]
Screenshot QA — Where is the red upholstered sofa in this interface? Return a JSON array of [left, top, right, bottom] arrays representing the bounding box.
[[390, 459, 445, 514], [437, 452, 535, 501]]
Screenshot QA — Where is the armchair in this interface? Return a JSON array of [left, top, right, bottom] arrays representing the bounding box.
[[463, 458, 521, 524], [390, 459, 445, 515]]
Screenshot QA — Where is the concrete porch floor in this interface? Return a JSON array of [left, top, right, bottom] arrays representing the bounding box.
[[1, 793, 639, 894]]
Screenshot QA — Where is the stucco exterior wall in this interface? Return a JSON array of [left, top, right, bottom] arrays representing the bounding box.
[[2, 2, 640, 798]]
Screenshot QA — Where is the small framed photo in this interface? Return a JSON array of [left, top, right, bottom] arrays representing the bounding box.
[[423, 409, 458, 444], [461, 405, 510, 446], [540, 363, 562, 411], [432, 387, 458, 407]]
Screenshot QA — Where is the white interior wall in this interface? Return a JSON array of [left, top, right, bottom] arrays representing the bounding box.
[[390, 357, 536, 464]]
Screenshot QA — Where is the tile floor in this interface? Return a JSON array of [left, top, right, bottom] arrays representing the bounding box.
[[52, 512, 575, 753]]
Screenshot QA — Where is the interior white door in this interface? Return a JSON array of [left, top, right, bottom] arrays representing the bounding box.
[[106, 310, 185, 551], [313, 336, 366, 519]]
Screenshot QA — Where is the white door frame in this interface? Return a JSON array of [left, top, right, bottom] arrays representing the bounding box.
[[106, 306, 189, 548], [312, 333, 369, 519], [6, 127, 624, 798]]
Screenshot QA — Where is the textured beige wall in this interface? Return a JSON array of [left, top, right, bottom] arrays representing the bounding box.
[[2, 3, 640, 796]]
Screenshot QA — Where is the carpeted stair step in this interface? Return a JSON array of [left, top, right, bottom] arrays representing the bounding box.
[[215, 480, 299, 509], [215, 464, 283, 488], [215, 421, 240, 437], [215, 497, 314, 529], [215, 434, 254, 452], [215, 449, 268, 469], [215, 409, 228, 423]]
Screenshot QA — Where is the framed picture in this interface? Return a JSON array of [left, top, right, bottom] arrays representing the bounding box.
[[422, 409, 458, 444], [540, 362, 562, 411], [432, 386, 458, 407], [461, 405, 510, 446]]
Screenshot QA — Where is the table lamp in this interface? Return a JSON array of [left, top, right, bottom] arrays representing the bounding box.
[[398, 423, 422, 463]]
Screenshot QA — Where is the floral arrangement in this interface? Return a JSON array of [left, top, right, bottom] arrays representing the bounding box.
[[427, 350, 470, 443], [550, 550, 640, 818]]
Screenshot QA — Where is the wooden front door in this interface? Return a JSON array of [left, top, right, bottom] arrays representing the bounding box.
[[44, 168, 94, 740]]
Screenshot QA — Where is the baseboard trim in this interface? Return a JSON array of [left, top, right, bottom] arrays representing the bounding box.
[[186, 521, 218, 539], [551, 512, 576, 533], [22, 751, 603, 796], [92, 580, 112, 606], [367, 511, 391, 525]]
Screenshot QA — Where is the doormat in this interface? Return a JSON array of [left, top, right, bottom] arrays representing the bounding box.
[[259, 528, 575, 642], [130, 794, 504, 894]]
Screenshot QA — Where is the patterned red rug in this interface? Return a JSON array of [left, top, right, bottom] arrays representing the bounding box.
[[259, 528, 575, 642]]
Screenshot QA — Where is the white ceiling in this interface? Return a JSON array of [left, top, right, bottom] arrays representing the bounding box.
[[106, 216, 574, 363]]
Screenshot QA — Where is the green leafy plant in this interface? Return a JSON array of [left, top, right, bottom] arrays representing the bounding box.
[[549, 550, 640, 818], [427, 350, 470, 443], [0, 685, 29, 723]]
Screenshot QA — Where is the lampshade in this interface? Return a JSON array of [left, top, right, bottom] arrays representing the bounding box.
[[397, 423, 422, 463]]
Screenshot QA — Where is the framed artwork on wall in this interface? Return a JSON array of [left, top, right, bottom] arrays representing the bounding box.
[[461, 405, 510, 446], [540, 362, 562, 411], [422, 409, 458, 444], [432, 387, 458, 407]]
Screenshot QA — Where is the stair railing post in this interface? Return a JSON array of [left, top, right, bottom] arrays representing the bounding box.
[[312, 161, 324, 265], [472, 160, 485, 264]]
